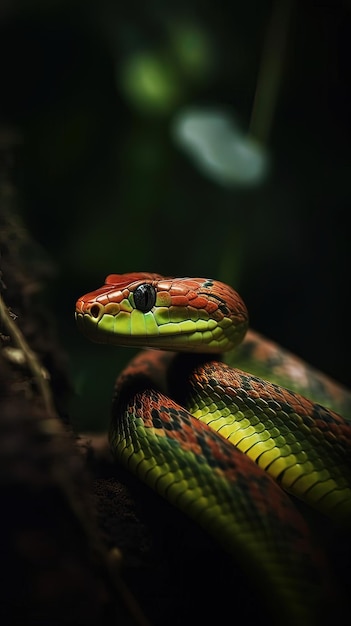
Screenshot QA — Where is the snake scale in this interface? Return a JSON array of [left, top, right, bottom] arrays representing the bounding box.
[[75, 272, 351, 626]]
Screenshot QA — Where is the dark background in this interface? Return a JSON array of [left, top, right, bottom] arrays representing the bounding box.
[[1, 0, 350, 431]]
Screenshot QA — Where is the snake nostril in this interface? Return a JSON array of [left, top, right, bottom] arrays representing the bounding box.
[[90, 304, 101, 319]]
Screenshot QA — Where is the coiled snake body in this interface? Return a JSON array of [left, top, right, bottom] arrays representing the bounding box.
[[75, 273, 351, 626]]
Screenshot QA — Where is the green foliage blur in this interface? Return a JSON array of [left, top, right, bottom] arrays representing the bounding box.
[[1, 0, 350, 430]]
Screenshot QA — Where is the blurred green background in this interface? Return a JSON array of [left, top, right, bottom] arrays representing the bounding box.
[[1, 0, 350, 431]]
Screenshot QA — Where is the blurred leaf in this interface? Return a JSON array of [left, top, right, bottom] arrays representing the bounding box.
[[172, 107, 270, 186], [168, 22, 214, 81], [119, 50, 183, 115]]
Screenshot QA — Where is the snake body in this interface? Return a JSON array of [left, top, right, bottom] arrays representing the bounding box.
[[75, 272, 351, 625]]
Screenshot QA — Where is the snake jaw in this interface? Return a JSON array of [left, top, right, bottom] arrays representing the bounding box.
[[75, 309, 240, 352]]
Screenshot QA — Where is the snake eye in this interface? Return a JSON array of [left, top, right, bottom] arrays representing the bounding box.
[[133, 283, 156, 312]]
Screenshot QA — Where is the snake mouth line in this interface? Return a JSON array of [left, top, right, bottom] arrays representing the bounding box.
[[75, 311, 228, 353]]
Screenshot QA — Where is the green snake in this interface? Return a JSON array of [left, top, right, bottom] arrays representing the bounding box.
[[75, 272, 351, 626]]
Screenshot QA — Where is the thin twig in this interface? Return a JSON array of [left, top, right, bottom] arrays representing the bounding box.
[[0, 290, 56, 416], [249, 0, 294, 144]]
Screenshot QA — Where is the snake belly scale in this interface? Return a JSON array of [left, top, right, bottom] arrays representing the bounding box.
[[75, 272, 351, 625]]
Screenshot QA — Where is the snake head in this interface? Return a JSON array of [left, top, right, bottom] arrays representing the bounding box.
[[75, 272, 248, 353]]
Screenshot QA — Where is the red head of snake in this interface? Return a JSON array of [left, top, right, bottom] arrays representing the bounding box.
[[75, 272, 249, 353]]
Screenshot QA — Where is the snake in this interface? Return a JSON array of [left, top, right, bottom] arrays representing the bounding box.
[[75, 272, 351, 626]]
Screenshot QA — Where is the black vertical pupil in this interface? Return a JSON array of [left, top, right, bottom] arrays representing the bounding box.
[[133, 284, 156, 312]]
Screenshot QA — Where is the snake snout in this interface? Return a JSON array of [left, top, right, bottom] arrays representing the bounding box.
[[75, 298, 104, 322]]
